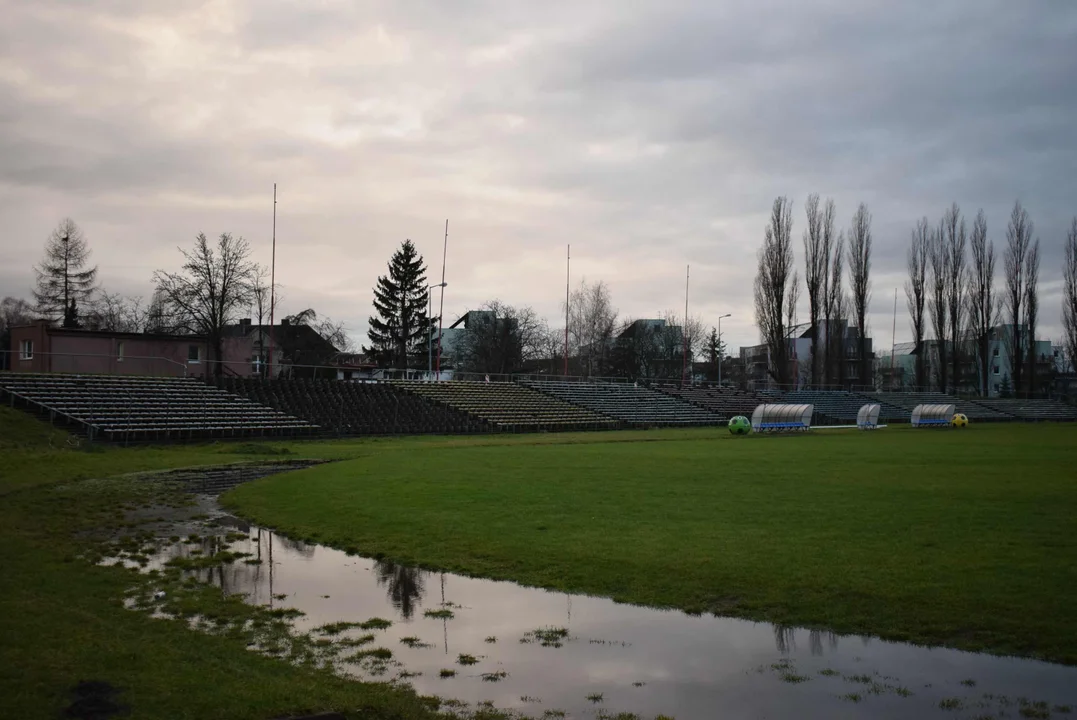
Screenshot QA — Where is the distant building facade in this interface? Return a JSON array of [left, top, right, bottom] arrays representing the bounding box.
[[741, 320, 873, 390], [8, 321, 211, 377], [885, 324, 1057, 396]]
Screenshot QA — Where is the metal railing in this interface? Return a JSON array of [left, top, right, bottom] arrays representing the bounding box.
[[2, 349, 1071, 403]]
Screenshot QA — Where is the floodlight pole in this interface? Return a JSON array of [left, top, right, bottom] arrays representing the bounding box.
[[428, 282, 446, 379], [564, 244, 570, 377], [435, 219, 448, 379], [268, 183, 277, 378], [682, 264, 690, 387], [889, 287, 897, 391], [717, 313, 731, 386]]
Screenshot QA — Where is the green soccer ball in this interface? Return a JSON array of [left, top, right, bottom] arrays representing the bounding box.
[[728, 416, 751, 435]]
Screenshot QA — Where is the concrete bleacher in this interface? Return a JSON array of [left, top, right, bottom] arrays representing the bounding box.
[[217, 377, 487, 436], [0, 373, 316, 441], [865, 391, 1013, 422], [651, 384, 760, 421], [780, 390, 907, 424], [394, 380, 618, 432], [523, 380, 722, 427], [973, 398, 1077, 422]]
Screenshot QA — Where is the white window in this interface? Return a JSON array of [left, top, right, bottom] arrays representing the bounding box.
[[993, 346, 999, 357], [20, 339, 33, 360], [188, 345, 201, 363], [994, 383, 1000, 393], [117, 341, 125, 361], [992, 364, 1000, 375]]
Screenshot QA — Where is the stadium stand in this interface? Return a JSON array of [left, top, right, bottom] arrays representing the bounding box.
[[650, 384, 761, 421], [0, 373, 316, 441], [216, 377, 487, 436], [864, 392, 1013, 422], [973, 398, 1077, 421], [779, 390, 879, 423], [394, 380, 618, 432], [523, 380, 722, 426]]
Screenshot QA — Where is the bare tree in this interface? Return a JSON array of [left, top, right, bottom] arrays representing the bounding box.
[[654, 310, 706, 380], [753, 197, 796, 387], [1024, 238, 1040, 396], [905, 218, 930, 390], [825, 226, 846, 386], [316, 317, 355, 353], [1004, 201, 1034, 395], [86, 292, 150, 333], [941, 203, 967, 392], [536, 322, 564, 375], [33, 218, 98, 327], [247, 265, 284, 375], [819, 199, 838, 385], [567, 279, 617, 376], [928, 223, 950, 392], [456, 300, 545, 375], [152, 232, 257, 377], [966, 210, 998, 396], [1064, 218, 1077, 376], [803, 194, 826, 386], [847, 203, 873, 387]]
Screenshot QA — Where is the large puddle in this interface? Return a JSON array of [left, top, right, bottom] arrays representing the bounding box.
[[119, 504, 1077, 720]]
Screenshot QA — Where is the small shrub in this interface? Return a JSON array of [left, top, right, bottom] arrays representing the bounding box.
[[457, 653, 479, 665], [438, 669, 456, 678]]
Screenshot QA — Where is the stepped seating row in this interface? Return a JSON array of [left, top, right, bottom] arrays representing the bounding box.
[[865, 392, 1012, 422], [974, 398, 1077, 421], [0, 373, 315, 441], [651, 384, 761, 420], [523, 380, 722, 426], [779, 390, 907, 423], [393, 380, 618, 432], [216, 377, 487, 436]]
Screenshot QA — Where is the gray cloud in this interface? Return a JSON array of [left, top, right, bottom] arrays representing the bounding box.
[[1, 0, 1075, 352]]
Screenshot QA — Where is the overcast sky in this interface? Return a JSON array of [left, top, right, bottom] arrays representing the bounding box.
[[2, 0, 1075, 352]]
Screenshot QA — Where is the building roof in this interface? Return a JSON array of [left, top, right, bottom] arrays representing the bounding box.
[[13, 322, 206, 343]]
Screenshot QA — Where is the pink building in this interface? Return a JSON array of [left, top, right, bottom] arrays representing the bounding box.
[[8, 322, 214, 377]]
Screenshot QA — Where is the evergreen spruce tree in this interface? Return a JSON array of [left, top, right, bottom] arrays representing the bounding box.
[[366, 240, 432, 368], [33, 218, 97, 327]]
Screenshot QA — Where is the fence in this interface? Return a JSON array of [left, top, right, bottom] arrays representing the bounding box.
[[1, 349, 1071, 403]]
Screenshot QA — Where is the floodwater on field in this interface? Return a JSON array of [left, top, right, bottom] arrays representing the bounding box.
[[130, 507, 1077, 720]]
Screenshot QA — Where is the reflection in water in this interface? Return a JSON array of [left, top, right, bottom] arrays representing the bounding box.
[[774, 624, 797, 654], [373, 561, 427, 619], [139, 523, 1077, 720], [809, 629, 823, 656]]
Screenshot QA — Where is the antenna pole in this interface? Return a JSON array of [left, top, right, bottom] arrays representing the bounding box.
[[564, 245, 570, 376], [268, 183, 277, 378], [682, 264, 690, 387], [435, 219, 448, 378], [890, 287, 898, 390]]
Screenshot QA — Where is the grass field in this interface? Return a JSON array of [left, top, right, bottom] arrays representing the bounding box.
[[0, 407, 484, 720], [225, 422, 1077, 664], [3, 404, 1076, 720]]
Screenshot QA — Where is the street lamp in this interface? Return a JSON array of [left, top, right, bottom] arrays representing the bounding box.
[[717, 313, 731, 387], [428, 282, 447, 379]]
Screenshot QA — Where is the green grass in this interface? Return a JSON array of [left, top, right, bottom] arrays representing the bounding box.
[[0, 407, 532, 720], [224, 422, 1077, 664]]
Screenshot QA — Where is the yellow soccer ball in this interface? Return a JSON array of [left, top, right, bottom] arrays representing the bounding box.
[[951, 413, 969, 428]]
